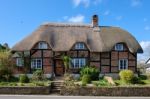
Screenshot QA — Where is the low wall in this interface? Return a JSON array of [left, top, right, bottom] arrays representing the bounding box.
[[60, 86, 150, 96], [0, 86, 51, 94]]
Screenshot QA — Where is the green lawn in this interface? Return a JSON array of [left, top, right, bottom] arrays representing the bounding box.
[[0, 81, 51, 87]]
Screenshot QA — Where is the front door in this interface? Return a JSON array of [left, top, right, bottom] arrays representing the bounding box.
[[54, 59, 64, 76]]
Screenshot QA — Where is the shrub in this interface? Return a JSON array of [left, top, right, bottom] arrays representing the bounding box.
[[0, 68, 12, 81], [139, 74, 147, 80], [32, 70, 44, 81], [80, 66, 99, 80], [64, 73, 74, 81], [82, 74, 91, 84], [119, 70, 134, 84], [19, 74, 29, 83]]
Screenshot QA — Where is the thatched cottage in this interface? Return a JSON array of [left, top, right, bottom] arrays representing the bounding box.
[[11, 15, 143, 78]]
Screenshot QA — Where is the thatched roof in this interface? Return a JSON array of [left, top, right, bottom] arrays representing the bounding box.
[[11, 22, 143, 53]]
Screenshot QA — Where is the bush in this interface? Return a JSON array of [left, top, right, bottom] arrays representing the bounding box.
[[64, 73, 74, 81], [0, 68, 12, 81], [139, 74, 147, 80], [82, 74, 91, 84], [32, 70, 44, 81], [80, 66, 99, 80], [19, 74, 29, 83], [119, 70, 134, 84]]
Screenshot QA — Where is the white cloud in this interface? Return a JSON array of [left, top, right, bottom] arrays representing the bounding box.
[[138, 41, 150, 62], [144, 26, 150, 31], [72, 0, 102, 7], [67, 15, 85, 23], [116, 16, 123, 21], [131, 0, 142, 7], [73, 0, 90, 7], [103, 10, 110, 16]]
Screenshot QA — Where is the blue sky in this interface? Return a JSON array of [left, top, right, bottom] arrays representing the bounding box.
[[0, 0, 150, 61]]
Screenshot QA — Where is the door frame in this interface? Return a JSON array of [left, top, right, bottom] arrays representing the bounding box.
[[54, 59, 65, 76]]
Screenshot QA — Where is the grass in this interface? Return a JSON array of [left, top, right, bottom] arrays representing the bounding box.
[[0, 81, 51, 87]]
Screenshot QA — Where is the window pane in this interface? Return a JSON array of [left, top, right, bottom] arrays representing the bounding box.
[[115, 44, 123, 51], [75, 43, 85, 49], [16, 58, 23, 67], [119, 59, 128, 70], [39, 42, 48, 49]]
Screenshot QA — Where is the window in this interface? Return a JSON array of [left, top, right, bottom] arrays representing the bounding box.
[[16, 58, 24, 67], [71, 58, 86, 68], [31, 59, 42, 69], [38, 42, 48, 49], [119, 59, 128, 70], [75, 43, 85, 49], [115, 44, 123, 51]]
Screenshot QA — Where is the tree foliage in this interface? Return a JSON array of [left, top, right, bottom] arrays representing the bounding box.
[[62, 55, 71, 73]]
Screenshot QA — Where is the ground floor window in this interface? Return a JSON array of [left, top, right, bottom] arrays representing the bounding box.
[[31, 58, 42, 69], [119, 59, 128, 70], [16, 58, 24, 67], [71, 58, 86, 68]]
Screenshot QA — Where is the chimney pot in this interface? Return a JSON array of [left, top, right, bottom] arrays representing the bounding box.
[[92, 15, 98, 27]]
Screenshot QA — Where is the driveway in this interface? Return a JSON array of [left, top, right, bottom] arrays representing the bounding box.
[[0, 95, 150, 99]]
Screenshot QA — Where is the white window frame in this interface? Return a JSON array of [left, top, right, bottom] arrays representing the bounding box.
[[71, 58, 86, 68], [119, 59, 128, 70], [115, 44, 123, 51], [31, 58, 42, 69], [16, 58, 24, 67], [75, 43, 85, 49], [38, 42, 48, 49]]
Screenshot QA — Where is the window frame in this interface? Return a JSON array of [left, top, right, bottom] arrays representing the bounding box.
[[71, 58, 86, 68], [115, 43, 124, 51], [16, 58, 24, 67], [31, 58, 42, 69], [38, 42, 48, 49], [75, 43, 85, 50], [119, 59, 128, 70]]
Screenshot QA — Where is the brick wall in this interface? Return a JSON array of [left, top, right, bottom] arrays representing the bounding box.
[[0, 86, 51, 94], [60, 86, 150, 96]]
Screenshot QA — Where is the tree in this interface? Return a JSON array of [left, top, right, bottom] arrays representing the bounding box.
[[62, 55, 71, 74], [0, 50, 14, 81]]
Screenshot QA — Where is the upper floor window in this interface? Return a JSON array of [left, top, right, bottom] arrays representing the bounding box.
[[115, 44, 123, 51], [75, 43, 85, 49], [38, 42, 48, 49], [31, 58, 42, 69], [16, 58, 24, 67], [71, 58, 86, 68], [119, 59, 128, 70]]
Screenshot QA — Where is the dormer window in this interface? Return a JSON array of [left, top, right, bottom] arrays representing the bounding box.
[[38, 42, 48, 49], [115, 43, 123, 51], [75, 43, 85, 49]]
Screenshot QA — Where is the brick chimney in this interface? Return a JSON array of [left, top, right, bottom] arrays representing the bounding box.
[[92, 15, 98, 27]]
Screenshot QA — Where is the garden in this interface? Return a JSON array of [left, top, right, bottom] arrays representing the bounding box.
[[63, 66, 150, 88], [0, 49, 51, 87]]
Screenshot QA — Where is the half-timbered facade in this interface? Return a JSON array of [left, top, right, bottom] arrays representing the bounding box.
[[11, 15, 143, 77]]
